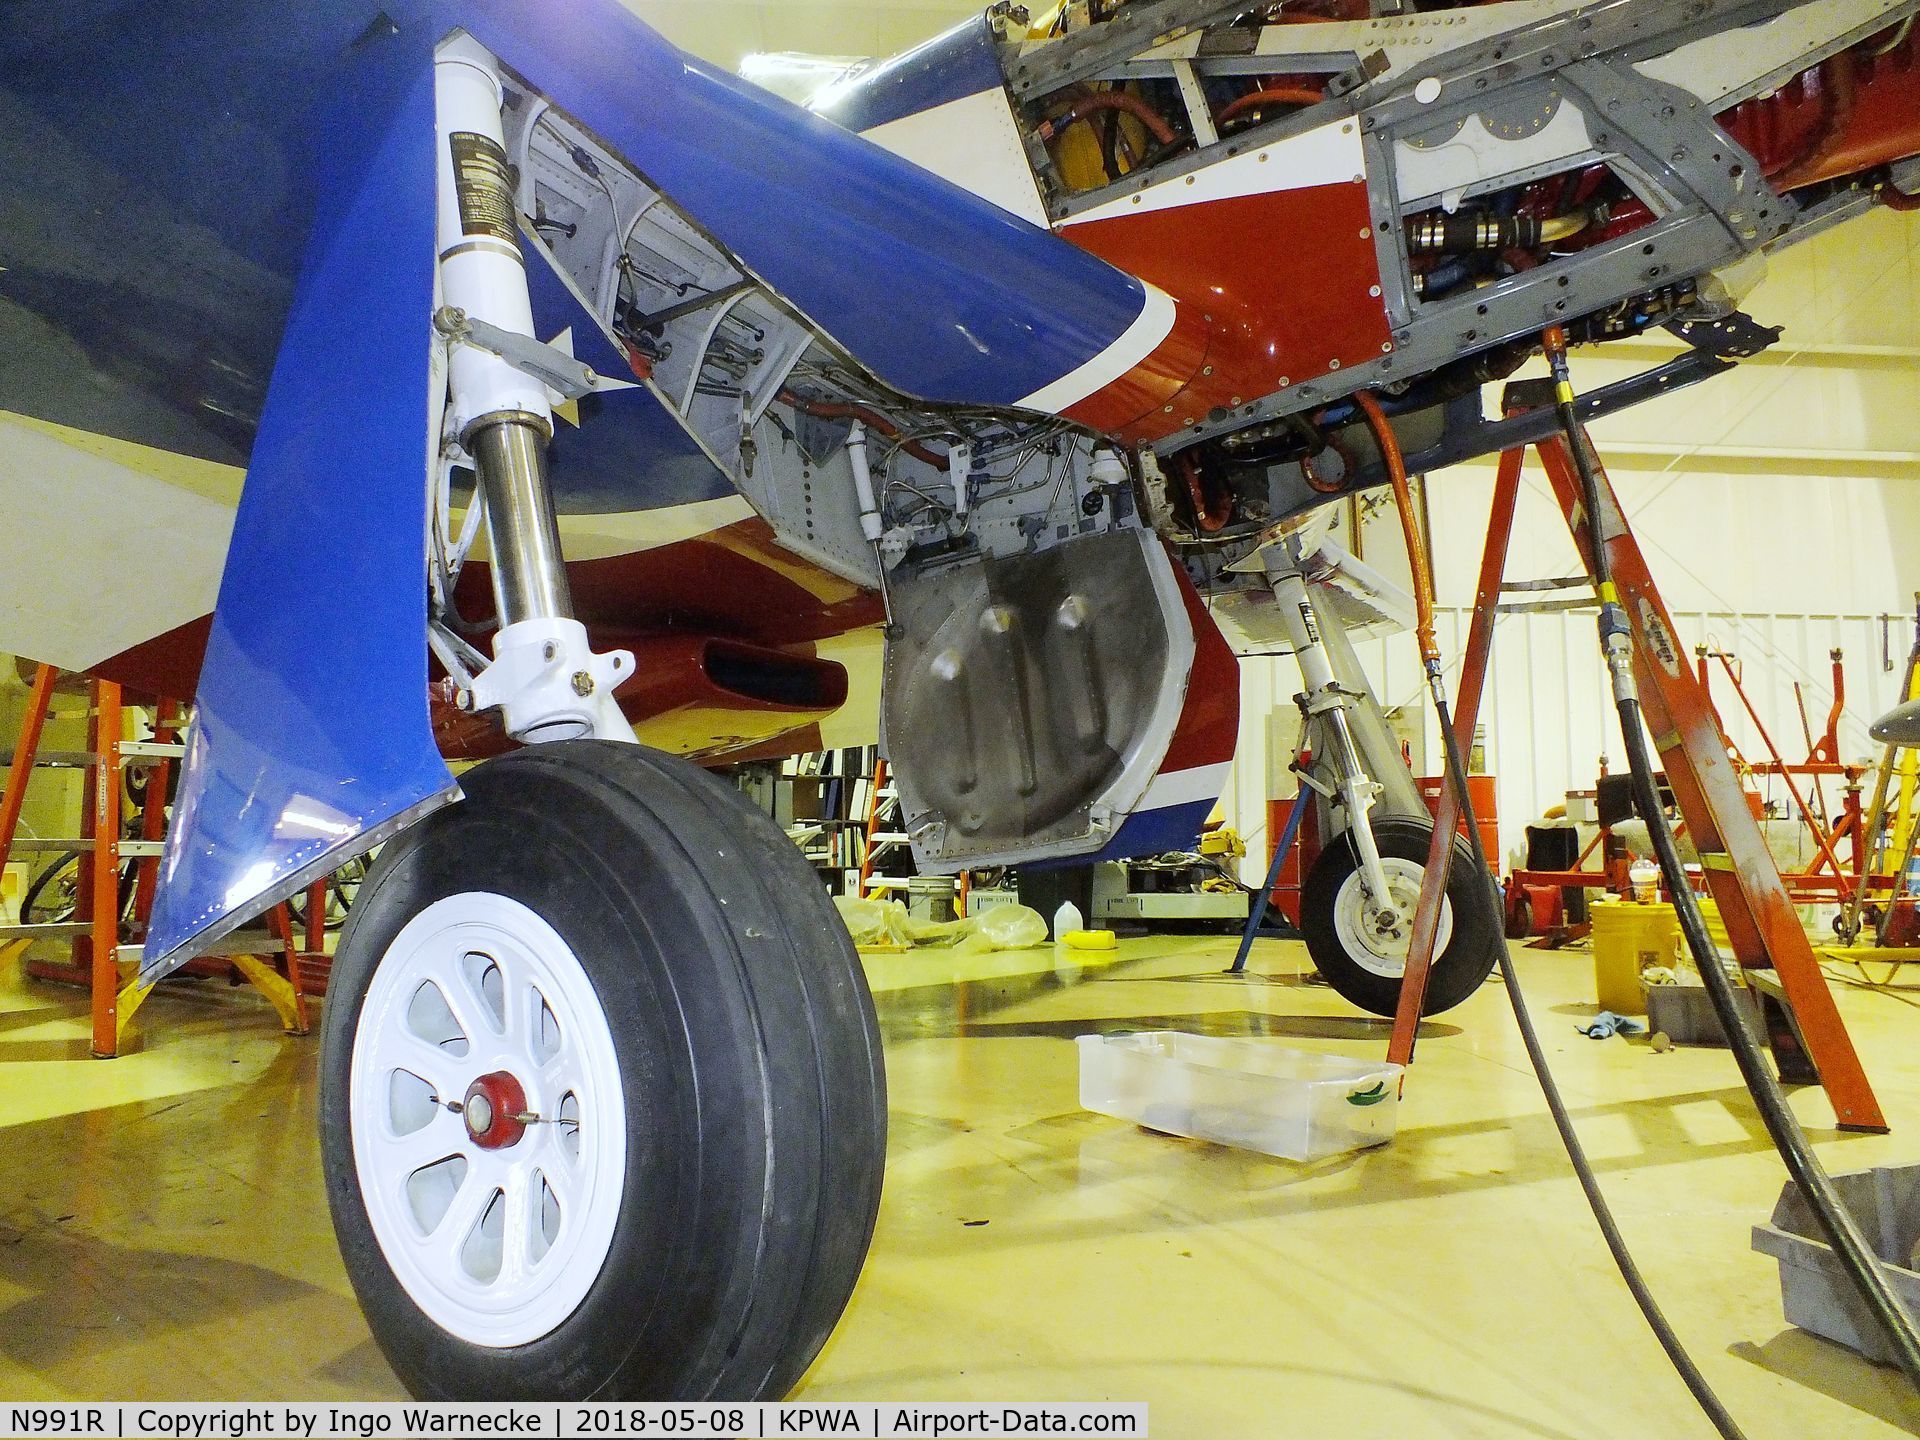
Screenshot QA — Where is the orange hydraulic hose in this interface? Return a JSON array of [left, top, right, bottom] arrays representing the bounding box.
[[779, 390, 950, 471], [1881, 178, 1920, 211], [1177, 453, 1232, 532], [1355, 390, 1438, 665], [1300, 445, 1348, 494], [1039, 91, 1178, 148], [1216, 86, 1327, 125]]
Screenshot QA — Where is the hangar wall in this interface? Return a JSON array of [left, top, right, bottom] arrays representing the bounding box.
[[627, 0, 980, 71], [1219, 206, 1920, 878]]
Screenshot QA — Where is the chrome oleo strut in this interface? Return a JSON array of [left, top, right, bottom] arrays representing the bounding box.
[[1265, 544, 1404, 933], [432, 36, 636, 745]]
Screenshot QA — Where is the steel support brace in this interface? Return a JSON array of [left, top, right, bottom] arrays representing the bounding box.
[[0, 663, 56, 871], [87, 682, 121, 1058]]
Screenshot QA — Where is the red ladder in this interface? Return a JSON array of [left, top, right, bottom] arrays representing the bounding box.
[[1388, 422, 1885, 1132], [0, 664, 309, 1055]]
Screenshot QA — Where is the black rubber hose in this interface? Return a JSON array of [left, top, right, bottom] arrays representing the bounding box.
[[1428, 681, 1749, 1440], [1614, 694, 1920, 1399], [1545, 342, 1920, 1396], [1608, 652, 1920, 1397]]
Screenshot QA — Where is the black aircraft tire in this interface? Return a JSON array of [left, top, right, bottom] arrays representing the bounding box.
[[1301, 813, 1501, 1017], [21, 850, 80, 925], [319, 741, 886, 1400]]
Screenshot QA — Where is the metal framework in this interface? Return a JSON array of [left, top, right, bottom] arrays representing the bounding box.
[[1381, 408, 1887, 1132], [0, 666, 309, 1056]]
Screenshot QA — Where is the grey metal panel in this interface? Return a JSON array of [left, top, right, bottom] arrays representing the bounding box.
[[881, 528, 1189, 868], [1006, 0, 1263, 99]]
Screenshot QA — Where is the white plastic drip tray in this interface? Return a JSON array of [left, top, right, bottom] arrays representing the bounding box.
[[1077, 1031, 1403, 1162]]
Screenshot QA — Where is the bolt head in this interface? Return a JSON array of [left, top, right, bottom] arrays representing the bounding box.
[[571, 670, 595, 696], [464, 1092, 494, 1134]]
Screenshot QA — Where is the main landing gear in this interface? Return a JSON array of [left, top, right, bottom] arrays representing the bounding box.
[[321, 744, 884, 1397], [315, 39, 885, 1400]]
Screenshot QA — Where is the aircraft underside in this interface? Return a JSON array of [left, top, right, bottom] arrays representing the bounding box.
[[0, 0, 1916, 1404]]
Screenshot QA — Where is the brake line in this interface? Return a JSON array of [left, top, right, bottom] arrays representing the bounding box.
[[1367, 386, 1749, 1440], [1539, 328, 1920, 1397]]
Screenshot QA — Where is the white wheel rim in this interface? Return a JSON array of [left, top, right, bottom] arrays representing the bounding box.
[[1332, 855, 1454, 979], [349, 892, 627, 1347]]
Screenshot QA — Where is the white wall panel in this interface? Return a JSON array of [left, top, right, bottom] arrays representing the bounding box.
[[626, 0, 982, 70]]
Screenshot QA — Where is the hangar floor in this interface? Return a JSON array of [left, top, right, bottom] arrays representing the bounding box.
[[0, 935, 1913, 1438]]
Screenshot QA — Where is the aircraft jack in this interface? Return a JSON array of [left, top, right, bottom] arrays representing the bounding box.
[[1385, 394, 1888, 1134]]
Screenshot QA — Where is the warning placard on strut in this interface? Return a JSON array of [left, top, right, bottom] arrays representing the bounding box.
[[449, 131, 517, 244]]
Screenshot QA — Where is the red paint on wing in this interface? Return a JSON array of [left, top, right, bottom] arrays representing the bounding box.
[[88, 616, 210, 705], [431, 631, 851, 762], [1063, 179, 1392, 445]]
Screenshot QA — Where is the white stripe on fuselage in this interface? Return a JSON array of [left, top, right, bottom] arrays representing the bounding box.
[[0, 409, 758, 668], [0, 413, 236, 670], [1012, 282, 1178, 415], [859, 85, 1183, 419], [861, 88, 1051, 227], [1061, 119, 1364, 228], [1139, 761, 1232, 813]]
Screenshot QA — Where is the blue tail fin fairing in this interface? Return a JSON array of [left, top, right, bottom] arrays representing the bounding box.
[[143, 31, 458, 975]]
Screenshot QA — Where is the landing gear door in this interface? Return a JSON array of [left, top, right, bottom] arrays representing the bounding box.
[[881, 530, 1232, 871]]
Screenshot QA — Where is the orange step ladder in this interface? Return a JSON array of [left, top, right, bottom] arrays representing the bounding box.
[[856, 757, 911, 901], [1389, 412, 1886, 1132], [0, 664, 309, 1056]]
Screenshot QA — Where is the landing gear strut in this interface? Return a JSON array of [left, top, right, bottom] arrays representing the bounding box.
[[1266, 545, 1499, 1016], [316, 38, 886, 1400]]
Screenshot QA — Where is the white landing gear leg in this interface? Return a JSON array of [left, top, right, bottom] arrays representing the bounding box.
[[434, 35, 632, 745], [1266, 548, 1501, 1017], [1267, 549, 1396, 913], [315, 38, 889, 1405]]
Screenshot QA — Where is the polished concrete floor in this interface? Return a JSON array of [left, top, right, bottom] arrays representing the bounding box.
[[0, 933, 1916, 1437]]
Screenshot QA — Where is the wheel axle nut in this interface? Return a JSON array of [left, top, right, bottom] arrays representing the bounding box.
[[463, 1071, 530, 1150]]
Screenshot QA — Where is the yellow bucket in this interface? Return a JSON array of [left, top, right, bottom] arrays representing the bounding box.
[[1591, 900, 1682, 1013], [1698, 897, 1730, 954]]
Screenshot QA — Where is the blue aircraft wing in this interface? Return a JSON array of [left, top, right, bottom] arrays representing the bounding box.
[[1, 0, 1166, 971]]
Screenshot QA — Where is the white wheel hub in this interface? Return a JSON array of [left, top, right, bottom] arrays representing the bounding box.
[[349, 892, 626, 1347], [1332, 855, 1454, 979]]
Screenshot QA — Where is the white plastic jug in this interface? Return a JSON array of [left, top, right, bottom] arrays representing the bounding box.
[[1052, 900, 1084, 940]]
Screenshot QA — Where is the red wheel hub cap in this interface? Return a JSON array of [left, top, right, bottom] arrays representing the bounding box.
[[462, 1070, 529, 1150]]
